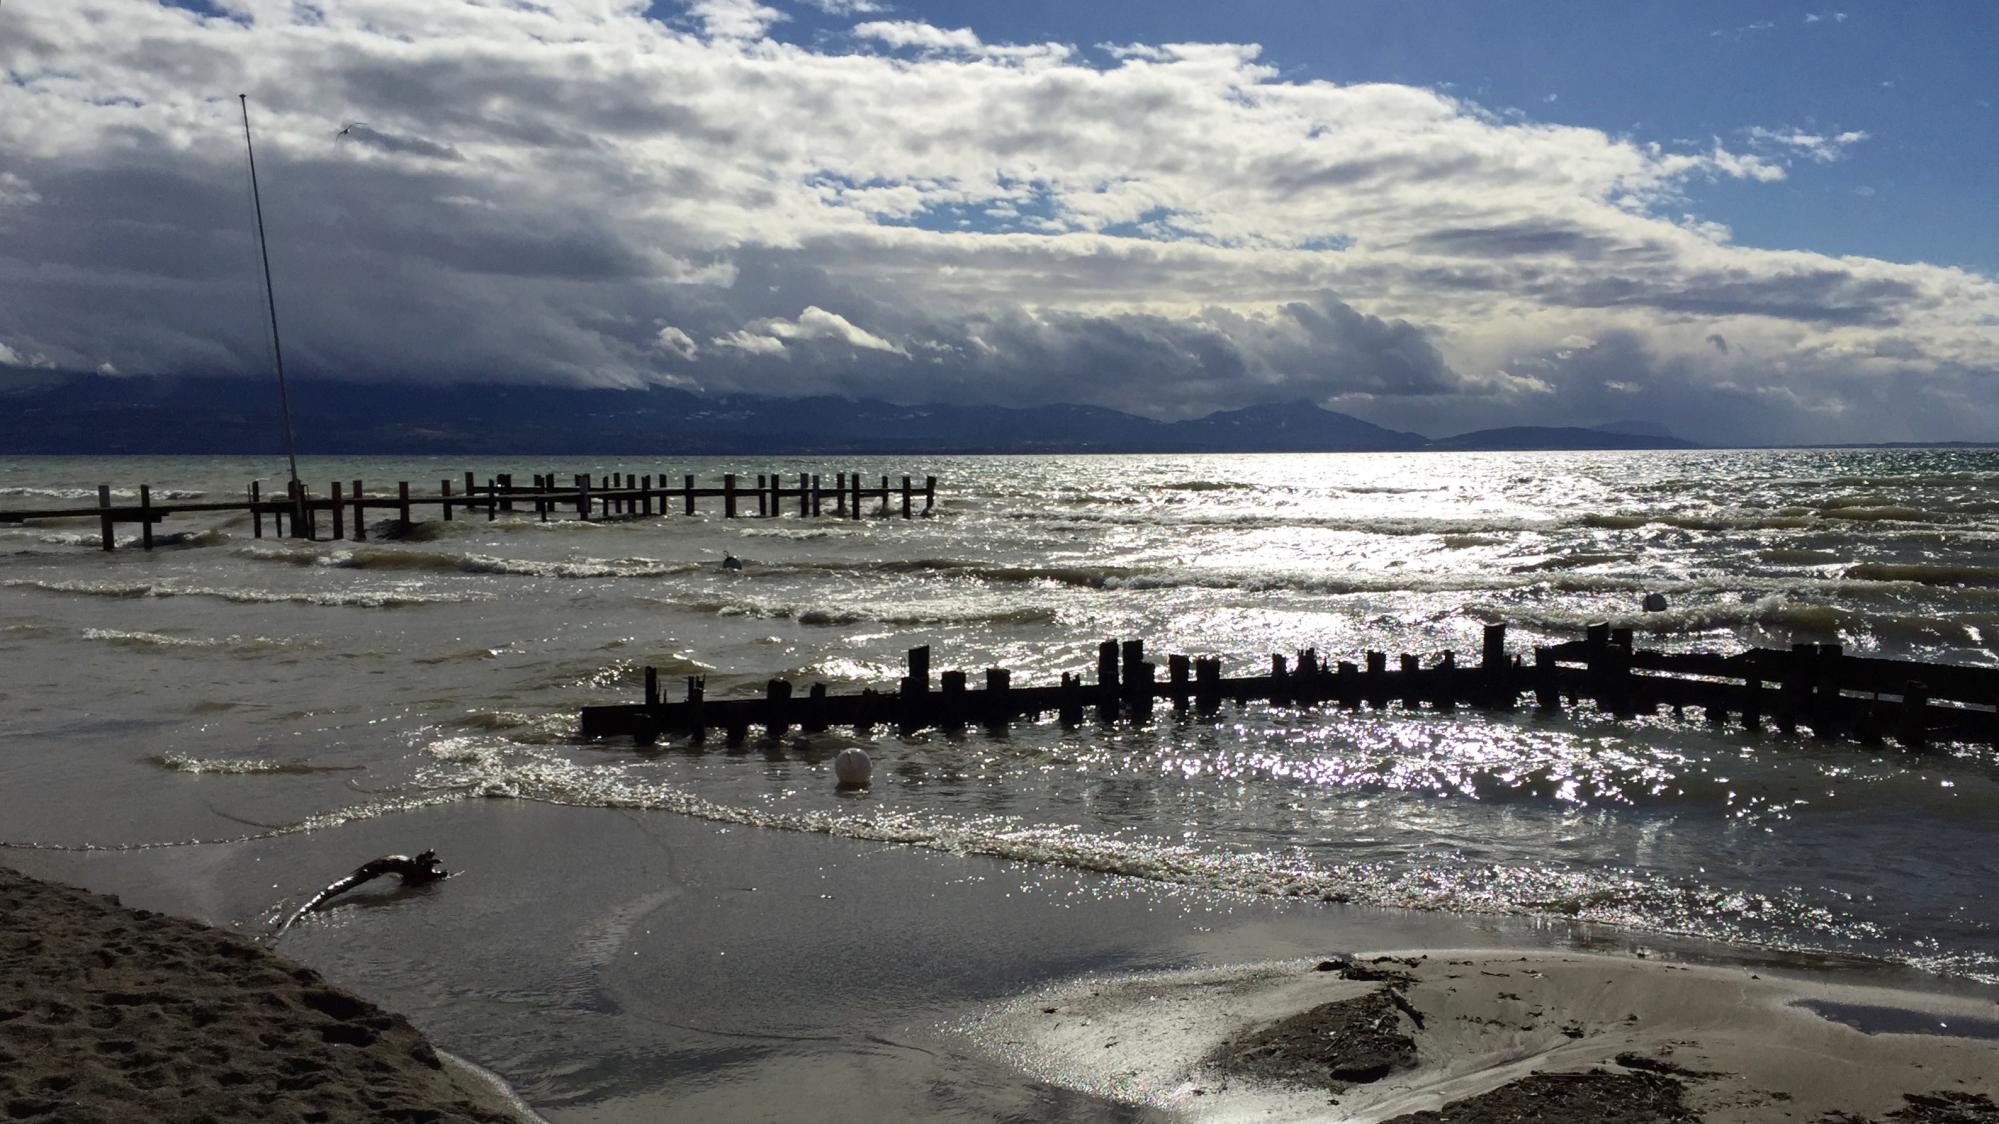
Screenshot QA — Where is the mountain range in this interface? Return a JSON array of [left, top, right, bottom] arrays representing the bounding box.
[[0, 373, 1697, 455]]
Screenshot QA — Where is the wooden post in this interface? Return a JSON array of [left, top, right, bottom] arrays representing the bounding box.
[[578, 474, 592, 519], [1269, 653, 1291, 705], [835, 472, 847, 516], [441, 479, 453, 521], [1533, 647, 1561, 712], [1435, 651, 1457, 710], [1584, 623, 1609, 710], [1742, 673, 1764, 732], [1168, 654, 1191, 712], [488, 478, 499, 521], [1195, 657, 1222, 714], [724, 474, 738, 519], [331, 481, 346, 540], [1364, 651, 1387, 708], [852, 474, 863, 520], [250, 481, 262, 539], [1898, 681, 1929, 751], [803, 682, 829, 734], [799, 473, 811, 518], [765, 680, 792, 739], [1399, 654, 1420, 709], [684, 474, 697, 517], [1120, 640, 1145, 686], [940, 670, 967, 731], [755, 474, 767, 518], [398, 481, 412, 533], [1059, 672, 1083, 726], [1335, 660, 1360, 708], [1779, 643, 1811, 735], [899, 646, 930, 733], [1812, 643, 1843, 740], [924, 475, 936, 513], [901, 475, 913, 519], [812, 474, 823, 517], [1130, 660, 1155, 721], [687, 676, 706, 742], [1481, 623, 1509, 708], [1097, 640, 1121, 722], [984, 667, 1011, 730], [350, 480, 366, 541], [644, 666, 659, 707], [879, 475, 890, 516], [138, 485, 153, 550], [498, 473, 514, 513], [639, 475, 651, 516]]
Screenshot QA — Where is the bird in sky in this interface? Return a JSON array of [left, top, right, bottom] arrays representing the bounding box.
[[334, 122, 367, 140]]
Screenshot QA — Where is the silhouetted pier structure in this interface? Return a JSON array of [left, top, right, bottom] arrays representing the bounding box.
[[0, 470, 939, 550], [580, 624, 1998, 752]]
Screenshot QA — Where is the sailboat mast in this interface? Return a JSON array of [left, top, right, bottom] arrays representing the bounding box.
[[239, 94, 301, 490]]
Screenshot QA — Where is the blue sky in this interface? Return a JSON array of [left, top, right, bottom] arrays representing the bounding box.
[[759, 0, 1995, 274], [2, 0, 1997, 442]]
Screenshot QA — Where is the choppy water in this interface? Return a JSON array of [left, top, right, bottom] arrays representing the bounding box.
[[2, 449, 1996, 985]]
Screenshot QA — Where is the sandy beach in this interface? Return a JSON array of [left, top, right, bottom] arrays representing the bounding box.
[[5, 797, 1997, 1122], [0, 863, 542, 1124], [971, 950, 1999, 1122]]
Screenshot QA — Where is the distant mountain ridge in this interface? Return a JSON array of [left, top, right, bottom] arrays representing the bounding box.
[[0, 374, 1696, 454]]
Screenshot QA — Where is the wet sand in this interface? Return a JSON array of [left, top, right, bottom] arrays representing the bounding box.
[[0, 864, 542, 1124], [971, 951, 1999, 1122], [9, 799, 1999, 1122]]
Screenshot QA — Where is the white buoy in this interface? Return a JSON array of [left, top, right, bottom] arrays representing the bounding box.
[[833, 747, 872, 788], [1642, 592, 1669, 612]]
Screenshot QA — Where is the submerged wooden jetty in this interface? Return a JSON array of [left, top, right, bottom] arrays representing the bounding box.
[[581, 624, 1999, 752], [0, 470, 938, 550]]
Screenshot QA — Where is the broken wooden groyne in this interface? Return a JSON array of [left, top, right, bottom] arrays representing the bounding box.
[[0, 470, 938, 550], [580, 624, 1999, 752]]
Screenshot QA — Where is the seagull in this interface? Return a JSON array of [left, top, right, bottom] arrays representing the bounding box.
[[334, 122, 368, 141]]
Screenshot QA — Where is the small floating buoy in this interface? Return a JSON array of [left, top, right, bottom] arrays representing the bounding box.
[[721, 551, 743, 571], [832, 747, 872, 788], [1642, 592, 1668, 613]]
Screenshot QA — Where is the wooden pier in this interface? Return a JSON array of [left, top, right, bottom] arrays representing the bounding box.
[[580, 624, 1999, 752], [0, 470, 938, 550]]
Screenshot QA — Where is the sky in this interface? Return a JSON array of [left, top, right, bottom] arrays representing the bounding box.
[[1, 0, 1996, 444]]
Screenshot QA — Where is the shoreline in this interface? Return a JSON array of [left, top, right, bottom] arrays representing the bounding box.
[[968, 950, 1999, 1122], [9, 797, 1999, 1122], [0, 863, 544, 1124]]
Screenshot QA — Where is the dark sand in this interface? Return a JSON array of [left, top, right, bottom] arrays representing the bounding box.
[[0, 864, 540, 1124]]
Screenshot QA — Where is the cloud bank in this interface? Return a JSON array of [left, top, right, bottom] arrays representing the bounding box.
[[0, 0, 1994, 443]]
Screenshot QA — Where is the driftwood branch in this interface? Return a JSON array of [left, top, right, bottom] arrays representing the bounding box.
[[274, 850, 450, 939]]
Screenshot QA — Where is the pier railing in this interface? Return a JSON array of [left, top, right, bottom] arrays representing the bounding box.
[[0, 470, 938, 550], [580, 624, 1998, 752]]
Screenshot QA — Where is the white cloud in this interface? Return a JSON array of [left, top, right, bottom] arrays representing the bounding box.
[[655, 325, 700, 359], [801, 0, 886, 14], [754, 306, 906, 354], [713, 330, 788, 355], [0, 0, 1991, 442], [1745, 126, 1870, 163], [687, 0, 783, 41]]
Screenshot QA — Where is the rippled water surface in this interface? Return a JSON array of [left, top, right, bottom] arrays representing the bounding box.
[[2, 449, 1995, 984]]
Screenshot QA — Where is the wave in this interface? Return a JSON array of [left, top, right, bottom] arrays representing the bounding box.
[[241, 544, 705, 580], [82, 628, 303, 653], [407, 742, 1979, 981], [146, 754, 360, 776], [1845, 562, 1999, 588], [1581, 512, 1819, 532], [1156, 480, 1253, 492], [0, 486, 205, 501], [2, 577, 483, 608], [653, 594, 1061, 628]]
